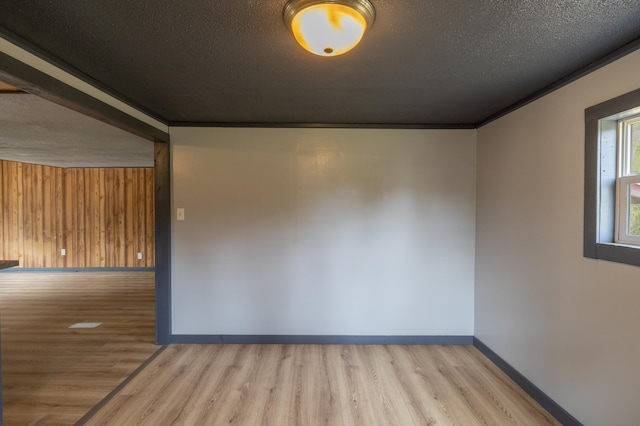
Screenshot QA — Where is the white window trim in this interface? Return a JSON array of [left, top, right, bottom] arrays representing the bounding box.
[[615, 115, 640, 245], [616, 175, 640, 244]]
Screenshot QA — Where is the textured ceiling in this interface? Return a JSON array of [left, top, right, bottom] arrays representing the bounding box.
[[0, 94, 153, 168], [1, 1, 640, 126]]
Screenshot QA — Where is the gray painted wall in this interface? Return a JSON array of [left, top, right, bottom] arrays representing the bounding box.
[[170, 127, 476, 336], [475, 49, 640, 425]]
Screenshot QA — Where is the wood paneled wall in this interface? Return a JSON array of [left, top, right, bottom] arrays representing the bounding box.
[[0, 160, 154, 268]]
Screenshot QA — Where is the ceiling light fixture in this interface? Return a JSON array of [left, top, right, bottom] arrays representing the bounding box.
[[284, 0, 376, 57]]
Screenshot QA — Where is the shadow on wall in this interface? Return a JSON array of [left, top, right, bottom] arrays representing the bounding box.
[[171, 129, 476, 336]]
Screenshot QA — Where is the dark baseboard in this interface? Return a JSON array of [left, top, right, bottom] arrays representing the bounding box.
[[473, 337, 583, 426], [71, 335, 581, 426], [0, 267, 155, 273], [171, 334, 473, 345]]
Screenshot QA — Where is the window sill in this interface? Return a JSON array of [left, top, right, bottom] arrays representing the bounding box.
[[591, 242, 640, 267], [610, 241, 640, 249]]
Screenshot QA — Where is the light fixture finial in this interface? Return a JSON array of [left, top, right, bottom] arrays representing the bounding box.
[[284, 0, 376, 57]]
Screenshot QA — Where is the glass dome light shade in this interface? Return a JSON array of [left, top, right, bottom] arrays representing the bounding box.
[[284, 0, 375, 57]]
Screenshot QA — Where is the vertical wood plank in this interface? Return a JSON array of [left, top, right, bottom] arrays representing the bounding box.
[[48, 166, 56, 266], [16, 162, 24, 266], [115, 169, 125, 266], [98, 168, 106, 267], [124, 168, 135, 267], [54, 167, 64, 268], [145, 168, 155, 267], [3, 160, 15, 262], [84, 169, 92, 267], [64, 169, 75, 268], [83, 169, 91, 267], [127, 168, 137, 267], [136, 169, 146, 266], [33, 165, 44, 268], [42, 165, 52, 268], [22, 164, 33, 268], [12, 163, 24, 267], [91, 168, 100, 267], [0, 161, 6, 261], [95, 168, 103, 267], [3, 161, 9, 260], [76, 170, 85, 268], [21, 163, 29, 267], [104, 169, 114, 267], [89, 169, 95, 267], [4, 161, 13, 262], [0, 162, 5, 261]]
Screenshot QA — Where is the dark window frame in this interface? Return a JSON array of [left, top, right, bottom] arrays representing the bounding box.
[[584, 88, 640, 267]]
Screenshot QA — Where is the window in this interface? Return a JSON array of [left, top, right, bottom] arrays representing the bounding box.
[[584, 88, 640, 267], [616, 115, 640, 245]]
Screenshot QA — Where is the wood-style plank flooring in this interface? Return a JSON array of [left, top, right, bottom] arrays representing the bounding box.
[[86, 344, 560, 426], [0, 272, 158, 425]]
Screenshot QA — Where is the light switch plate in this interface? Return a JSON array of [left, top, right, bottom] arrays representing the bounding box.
[[177, 208, 185, 221]]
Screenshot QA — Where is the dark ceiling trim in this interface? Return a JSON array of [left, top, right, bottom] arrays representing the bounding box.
[[478, 36, 640, 128], [0, 30, 169, 142], [169, 121, 476, 130]]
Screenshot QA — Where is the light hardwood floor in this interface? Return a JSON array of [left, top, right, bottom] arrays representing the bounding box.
[[85, 344, 560, 426], [0, 272, 158, 425]]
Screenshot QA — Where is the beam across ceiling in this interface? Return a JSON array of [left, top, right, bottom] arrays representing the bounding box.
[[0, 33, 169, 143]]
